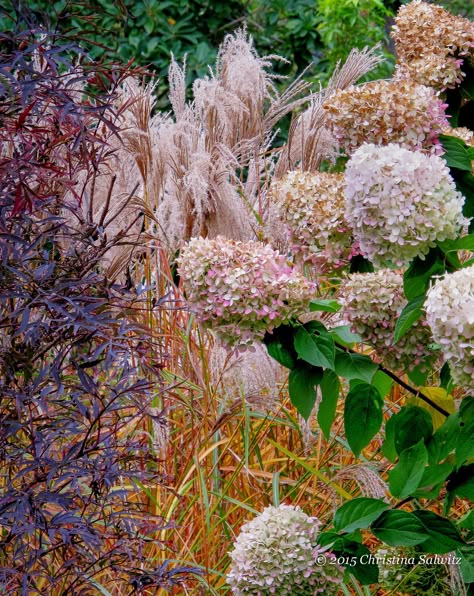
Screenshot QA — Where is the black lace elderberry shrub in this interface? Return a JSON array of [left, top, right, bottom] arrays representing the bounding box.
[[0, 26, 199, 595]]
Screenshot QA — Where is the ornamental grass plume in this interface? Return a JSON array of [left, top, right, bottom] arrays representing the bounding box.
[[323, 79, 449, 156], [391, 0, 474, 90], [227, 504, 344, 595], [271, 170, 354, 268], [344, 143, 469, 268], [339, 270, 435, 372], [177, 237, 316, 348], [425, 265, 474, 391]]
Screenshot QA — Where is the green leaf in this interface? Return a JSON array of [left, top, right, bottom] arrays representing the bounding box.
[[413, 462, 454, 498], [334, 498, 389, 533], [371, 370, 393, 399], [263, 325, 297, 369], [318, 534, 378, 585], [447, 464, 474, 501], [318, 370, 340, 439], [438, 233, 474, 253], [288, 366, 324, 421], [427, 412, 460, 465], [294, 326, 335, 370], [344, 383, 383, 458], [414, 511, 466, 553], [439, 134, 474, 171], [458, 548, 474, 584], [455, 417, 474, 468], [403, 248, 445, 300], [389, 440, 428, 499], [309, 298, 341, 313], [335, 351, 378, 383], [392, 406, 433, 455], [330, 325, 362, 346], [371, 510, 430, 546], [406, 363, 431, 386], [393, 294, 425, 343], [382, 414, 398, 463]]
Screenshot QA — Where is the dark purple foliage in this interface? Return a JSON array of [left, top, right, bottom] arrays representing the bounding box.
[[0, 23, 200, 595]]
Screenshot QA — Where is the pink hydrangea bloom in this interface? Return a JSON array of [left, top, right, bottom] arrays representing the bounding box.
[[177, 236, 316, 348]]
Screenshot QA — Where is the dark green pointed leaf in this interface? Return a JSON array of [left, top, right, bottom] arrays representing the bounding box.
[[288, 366, 323, 421], [447, 464, 474, 501], [335, 351, 378, 383], [334, 498, 389, 533], [371, 370, 393, 398], [414, 511, 466, 553], [371, 510, 430, 546], [330, 325, 362, 346], [263, 325, 298, 369], [294, 326, 335, 370], [455, 417, 474, 468], [414, 462, 454, 498], [382, 414, 398, 463], [309, 298, 341, 313], [404, 248, 446, 300], [318, 534, 378, 585], [393, 294, 425, 343], [318, 369, 340, 439], [427, 412, 460, 465], [389, 440, 428, 498], [438, 233, 474, 253], [458, 548, 474, 584], [344, 383, 383, 458], [392, 406, 433, 455], [439, 134, 473, 171]]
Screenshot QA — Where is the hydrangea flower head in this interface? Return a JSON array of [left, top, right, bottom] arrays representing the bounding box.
[[227, 504, 344, 595], [271, 170, 354, 268], [340, 270, 435, 372], [392, 0, 474, 90], [323, 79, 448, 156], [344, 143, 469, 268], [425, 266, 474, 391], [177, 237, 315, 348]]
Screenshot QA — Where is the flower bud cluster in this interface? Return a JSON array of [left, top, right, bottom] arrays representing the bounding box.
[[177, 236, 315, 348]]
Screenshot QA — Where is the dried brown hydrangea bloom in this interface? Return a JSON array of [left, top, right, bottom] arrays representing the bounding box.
[[391, 0, 474, 90], [323, 79, 448, 156]]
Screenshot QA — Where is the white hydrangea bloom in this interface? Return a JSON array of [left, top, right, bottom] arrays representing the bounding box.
[[345, 143, 469, 268], [227, 504, 343, 595], [425, 266, 474, 391]]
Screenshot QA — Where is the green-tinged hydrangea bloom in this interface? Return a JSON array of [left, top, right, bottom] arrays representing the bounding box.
[[345, 143, 469, 268], [425, 265, 474, 391], [177, 237, 315, 349], [227, 504, 344, 595], [340, 270, 435, 372]]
